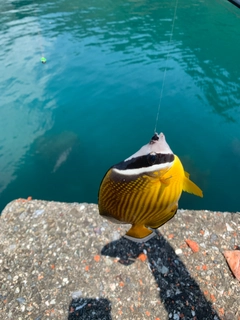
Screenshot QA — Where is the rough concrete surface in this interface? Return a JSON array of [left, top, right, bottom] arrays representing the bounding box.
[[0, 199, 239, 320]]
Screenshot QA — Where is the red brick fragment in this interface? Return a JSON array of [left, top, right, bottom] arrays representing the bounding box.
[[138, 253, 147, 262], [94, 255, 101, 262], [210, 294, 216, 302], [185, 239, 199, 253], [218, 308, 224, 315], [223, 250, 240, 281]]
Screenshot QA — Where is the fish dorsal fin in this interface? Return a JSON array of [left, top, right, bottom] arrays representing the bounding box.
[[183, 175, 203, 198]]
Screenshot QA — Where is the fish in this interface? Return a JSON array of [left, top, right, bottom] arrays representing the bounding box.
[[52, 147, 72, 173], [98, 133, 203, 242]]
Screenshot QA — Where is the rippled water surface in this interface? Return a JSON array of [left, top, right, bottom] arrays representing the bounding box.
[[0, 0, 240, 212]]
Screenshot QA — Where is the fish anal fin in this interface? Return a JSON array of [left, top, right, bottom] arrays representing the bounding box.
[[183, 176, 203, 197]]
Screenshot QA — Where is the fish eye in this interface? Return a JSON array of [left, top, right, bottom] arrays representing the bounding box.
[[148, 152, 157, 165]]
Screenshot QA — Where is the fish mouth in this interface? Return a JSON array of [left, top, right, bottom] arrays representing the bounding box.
[[151, 133, 159, 141], [150, 132, 165, 143]]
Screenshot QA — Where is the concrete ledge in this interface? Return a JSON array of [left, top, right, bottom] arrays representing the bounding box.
[[0, 199, 239, 319]]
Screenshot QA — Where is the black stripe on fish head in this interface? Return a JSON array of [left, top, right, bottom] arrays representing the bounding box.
[[111, 153, 175, 181], [113, 153, 174, 171]]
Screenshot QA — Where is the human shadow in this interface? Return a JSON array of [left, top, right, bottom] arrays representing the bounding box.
[[101, 231, 220, 320], [68, 297, 112, 320]]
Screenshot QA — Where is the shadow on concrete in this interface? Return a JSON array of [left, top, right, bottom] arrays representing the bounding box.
[[101, 231, 220, 320], [68, 297, 112, 320]]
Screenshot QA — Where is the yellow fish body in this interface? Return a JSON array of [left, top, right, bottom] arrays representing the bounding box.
[[98, 133, 203, 242]]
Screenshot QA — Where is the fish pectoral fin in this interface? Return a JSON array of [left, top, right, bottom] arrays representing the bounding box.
[[159, 174, 172, 185], [183, 176, 203, 197], [126, 225, 153, 239]]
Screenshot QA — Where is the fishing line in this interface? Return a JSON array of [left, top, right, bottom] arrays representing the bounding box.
[[154, 0, 179, 133], [34, 5, 47, 63]]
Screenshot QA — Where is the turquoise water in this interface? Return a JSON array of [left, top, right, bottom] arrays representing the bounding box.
[[0, 0, 240, 213]]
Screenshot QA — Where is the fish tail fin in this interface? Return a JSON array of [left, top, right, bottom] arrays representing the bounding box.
[[124, 225, 155, 242], [183, 172, 203, 197]]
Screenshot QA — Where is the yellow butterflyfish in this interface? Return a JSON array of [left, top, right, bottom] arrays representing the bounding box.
[[98, 133, 203, 242]]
